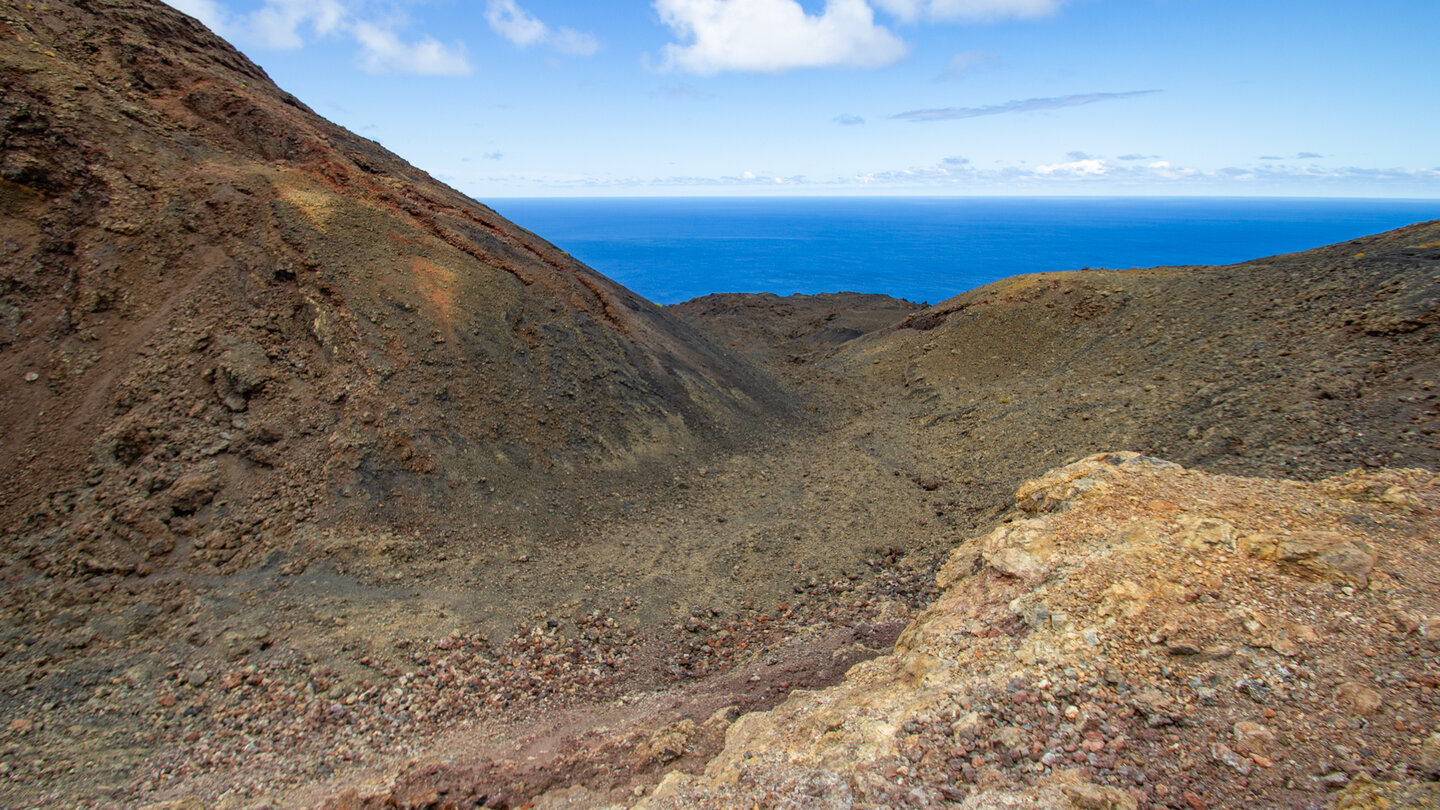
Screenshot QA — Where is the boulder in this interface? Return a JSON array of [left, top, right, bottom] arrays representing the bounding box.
[[1335, 682, 1383, 716], [1275, 532, 1377, 587]]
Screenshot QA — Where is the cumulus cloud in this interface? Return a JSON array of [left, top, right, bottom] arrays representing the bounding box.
[[250, 0, 346, 48], [834, 113, 866, 125], [654, 0, 908, 74], [164, 0, 473, 75], [485, 0, 549, 46], [942, 156, 970, 165], [352, 21, 471, 75], [1296, 152, 1323, 159], [1116, 153, 1158, 161], [892, 89, 1159, 122], [485, 0, 599, 55], [1065, 150, 1094, 161], [874, 0, 1065, 22]]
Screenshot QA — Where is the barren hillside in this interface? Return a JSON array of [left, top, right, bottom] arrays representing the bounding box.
[[0, 0, 787, 579], [0, 2, 1437, 808]]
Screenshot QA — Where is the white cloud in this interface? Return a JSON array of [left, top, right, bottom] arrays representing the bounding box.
[[1036, 158, 1109, 176], [485, 0, 549, 47], [164, 0, 473, 76], [485, 0, 601, 56], [249, 0, 346, 49], [471, 155, 1440, 194], [875, 0, 1065, 22], [352, 21, 473, 76], [655, 0, 909, 75]]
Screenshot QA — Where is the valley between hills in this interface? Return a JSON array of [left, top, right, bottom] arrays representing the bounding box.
[[0, 2, 1438, 809]]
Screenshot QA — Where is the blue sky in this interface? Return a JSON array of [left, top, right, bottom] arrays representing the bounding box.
[[165, 0, 1439, 198]]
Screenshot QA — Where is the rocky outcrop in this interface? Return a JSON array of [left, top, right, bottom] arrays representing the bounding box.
[[636, 453, 1440, 808]]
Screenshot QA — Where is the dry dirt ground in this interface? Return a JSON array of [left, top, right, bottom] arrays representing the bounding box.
[[0, 2, 1438, 809]]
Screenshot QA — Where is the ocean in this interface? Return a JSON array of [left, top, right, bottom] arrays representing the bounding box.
[[487, 197, 1440, 306]]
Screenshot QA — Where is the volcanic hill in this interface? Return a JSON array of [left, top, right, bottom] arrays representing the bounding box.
[[0, 2, 1438, 809], [0, 1, 787, 588]]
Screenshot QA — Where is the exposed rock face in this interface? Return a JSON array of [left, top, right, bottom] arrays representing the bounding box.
[[637, 453, 1440, 809], [0, 1, 785, 583]]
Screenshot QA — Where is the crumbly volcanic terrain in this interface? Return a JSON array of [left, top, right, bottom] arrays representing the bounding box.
[[832, 220, 1440, 483], [0, 0, 785, 575], [640, 454, 1440, 810], [0, 2, 1438, 808], [671, 292, 922, 370]]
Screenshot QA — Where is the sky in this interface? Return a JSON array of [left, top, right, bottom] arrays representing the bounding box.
[[164, 0, 1440, 198]]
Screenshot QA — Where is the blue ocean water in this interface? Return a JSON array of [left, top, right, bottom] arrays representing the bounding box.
[[487, 197, 1440, 306]]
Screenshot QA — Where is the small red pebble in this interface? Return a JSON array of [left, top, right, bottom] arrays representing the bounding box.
[[7, 718, 32, 733], [157, 695, 177, 708], [1183, 791, 1206, 810], [1263, 708, 1276, 719]]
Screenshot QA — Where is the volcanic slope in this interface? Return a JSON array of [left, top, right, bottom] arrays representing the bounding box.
[[826, 220, 1440, 488], [2, 0, 1440, 806], [674, 221, 1440, 534], [0, 5, 813, 802], [323, 224, 1440, 809], [0, 2, 791, 587]]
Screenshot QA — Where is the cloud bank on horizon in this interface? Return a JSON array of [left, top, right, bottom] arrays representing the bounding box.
[[160, 0, 1440, 197]]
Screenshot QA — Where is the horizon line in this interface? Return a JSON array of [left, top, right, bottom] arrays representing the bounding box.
[[479, 192, 1440, 202]]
